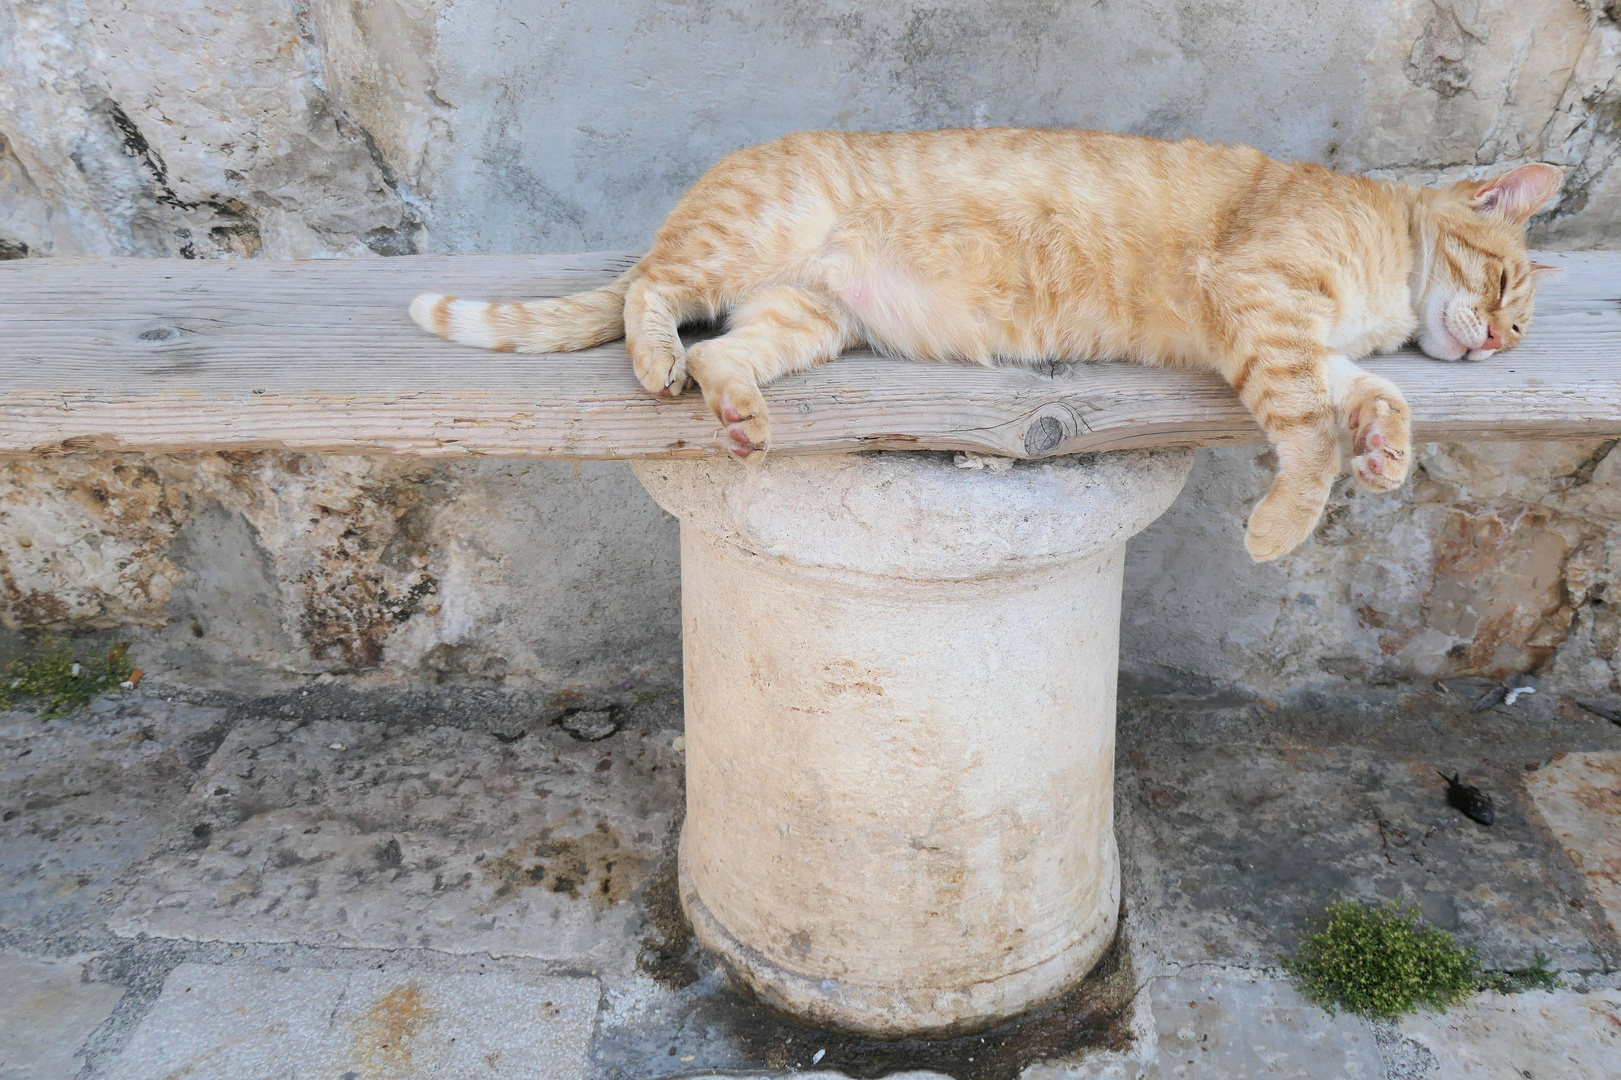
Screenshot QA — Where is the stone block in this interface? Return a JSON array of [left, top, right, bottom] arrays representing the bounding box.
[[1147, 976, 1384, 1079], [0, 700, 227, 933], [103, 963, 597, 1080], [0, 953, 124, 1080], [1525, 750, 1621, 940], [1395, 989, 1621, 1079], [111, 712, 683, 969], [1121, 744, 1608, 970]]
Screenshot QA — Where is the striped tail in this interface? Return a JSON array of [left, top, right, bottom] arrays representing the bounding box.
[[408, 272, 632, 353]]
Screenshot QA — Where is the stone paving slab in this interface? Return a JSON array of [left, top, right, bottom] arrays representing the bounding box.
[[1525, 751, 1621, 938], [684, 1074, 952, 1080], [1141, 976, 1384, 1080], [0, 701, 228, 935], [680, 1070, 953, 1076], [1119, 742, 1616, 971], [110, 711, 683, 968], [0, 953, 126, 1080], [1395, 988, 1621, 1079], [103, 962, 598, 1080], [4, 680, 1618, 1078]]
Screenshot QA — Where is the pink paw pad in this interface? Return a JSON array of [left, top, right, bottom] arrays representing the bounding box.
[[726, 424, 755, 457]]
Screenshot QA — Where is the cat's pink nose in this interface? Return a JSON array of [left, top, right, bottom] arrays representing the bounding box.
[[1482, 327, 1503, 350]]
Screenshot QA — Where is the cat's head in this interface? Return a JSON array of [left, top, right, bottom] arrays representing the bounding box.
[[1416, 163, 1563, 361]]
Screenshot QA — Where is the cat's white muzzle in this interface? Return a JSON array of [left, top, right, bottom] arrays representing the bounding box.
[[1418, 292, 1496, 361]]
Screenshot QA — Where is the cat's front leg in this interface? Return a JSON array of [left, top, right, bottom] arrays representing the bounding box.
[[1325, 357, 1411, 493], [1219, 337, 1342, 561], [1244, 425, 1341, 561]]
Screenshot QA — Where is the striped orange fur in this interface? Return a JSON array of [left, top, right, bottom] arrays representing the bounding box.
[[409, 130, 1562, 560]]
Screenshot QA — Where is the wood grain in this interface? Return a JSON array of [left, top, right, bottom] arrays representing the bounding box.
[[2, 251, 1618, 460]]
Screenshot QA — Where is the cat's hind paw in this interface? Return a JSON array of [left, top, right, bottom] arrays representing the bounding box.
[[722, 405, 770, 460], [706, 383, 771, 461], [631, 345, 688, 399], [687, 340, 771, 460]]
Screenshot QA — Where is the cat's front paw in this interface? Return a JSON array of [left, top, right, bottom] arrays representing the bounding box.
[[1243, 449, 1338, 562], [1345, 384, 1410, 493], [1244, 491, 1321, 562]]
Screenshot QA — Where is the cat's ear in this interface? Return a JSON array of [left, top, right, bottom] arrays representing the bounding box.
[[1470, 163, 1564, 224]]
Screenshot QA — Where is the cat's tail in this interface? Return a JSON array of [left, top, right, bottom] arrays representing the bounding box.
[[408, 271, 632, 353]]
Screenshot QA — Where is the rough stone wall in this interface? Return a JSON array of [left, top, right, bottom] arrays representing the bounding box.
[[2, 0, 1619, 695], [1124, 440, 1621, 698], [0, 1, 408, 259], [0, 453, 681, 689]]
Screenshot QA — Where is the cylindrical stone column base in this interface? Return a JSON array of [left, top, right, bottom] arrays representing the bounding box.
[[633, 449, 1192, 1037]]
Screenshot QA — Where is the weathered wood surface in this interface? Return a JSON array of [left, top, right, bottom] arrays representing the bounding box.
[[2, 251, 1618, 460]]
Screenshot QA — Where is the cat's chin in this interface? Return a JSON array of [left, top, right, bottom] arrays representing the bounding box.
[[1416, 327, 1470, 362]]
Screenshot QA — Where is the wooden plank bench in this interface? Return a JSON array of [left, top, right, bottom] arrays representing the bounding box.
[[4, 250, 1618, 1037], [3, 251, 1619, 460]]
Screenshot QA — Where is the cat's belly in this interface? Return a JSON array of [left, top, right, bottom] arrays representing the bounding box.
[[821, 261, 1099, 364], [828, 264, 994, 361]]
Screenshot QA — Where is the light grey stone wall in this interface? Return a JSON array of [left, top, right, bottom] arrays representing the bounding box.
[[2, 0, 1619, 696]]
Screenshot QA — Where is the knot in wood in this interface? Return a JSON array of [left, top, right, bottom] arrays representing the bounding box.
[[1024, 414, 1065, 456]]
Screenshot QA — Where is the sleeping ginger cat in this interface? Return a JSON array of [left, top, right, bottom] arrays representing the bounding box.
[[409, 130, 1562, 561]]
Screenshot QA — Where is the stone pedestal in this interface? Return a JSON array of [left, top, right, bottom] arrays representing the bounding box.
[[631, 449, 1193, 1037]]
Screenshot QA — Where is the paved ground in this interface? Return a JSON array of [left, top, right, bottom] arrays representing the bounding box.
[[2, 672, 1619, 1079]]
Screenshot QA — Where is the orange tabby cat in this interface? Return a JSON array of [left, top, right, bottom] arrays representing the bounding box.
[[410, 130, 1561, 561]]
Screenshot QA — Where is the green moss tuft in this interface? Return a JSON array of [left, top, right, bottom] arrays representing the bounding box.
[[0, 637, 137, 718], [1286, 899, 1479, 1018]]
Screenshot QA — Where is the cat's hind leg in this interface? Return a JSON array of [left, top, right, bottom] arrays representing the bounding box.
[[1324, 356, 1411, 492], [685, 285, 857, 460], [624, 276, 707, 398]]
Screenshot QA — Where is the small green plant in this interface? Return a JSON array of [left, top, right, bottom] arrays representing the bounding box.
[[1286, 899, 1479, 1018], [0, 637, 137, 718], [1480, 952, 1560, 994]]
